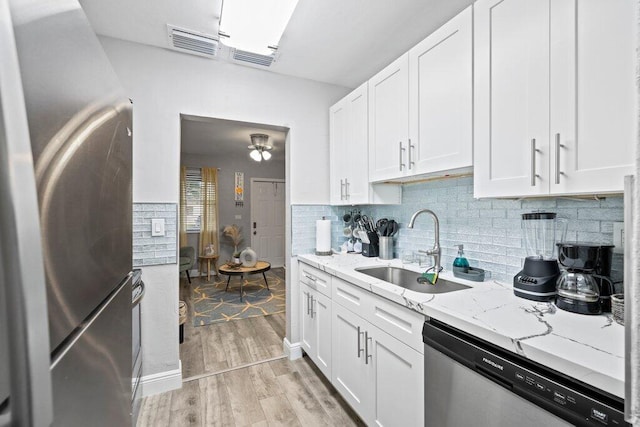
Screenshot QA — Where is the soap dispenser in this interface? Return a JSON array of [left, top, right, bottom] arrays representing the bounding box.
[[453, 244, 469, 273]]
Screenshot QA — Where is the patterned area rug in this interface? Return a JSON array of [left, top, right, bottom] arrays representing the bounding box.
[[192, 270, 285, 326]]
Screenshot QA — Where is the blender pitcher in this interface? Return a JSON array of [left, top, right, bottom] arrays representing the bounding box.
[[522, 212, 567, 260], [514, 212, 567, 301]]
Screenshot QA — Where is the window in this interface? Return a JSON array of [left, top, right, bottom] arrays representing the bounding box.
[[184, 168, 203, 232]]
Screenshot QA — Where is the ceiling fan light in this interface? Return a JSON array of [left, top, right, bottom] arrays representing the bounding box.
[[250, 149, 262, 161], [261, 150, 272, 161]]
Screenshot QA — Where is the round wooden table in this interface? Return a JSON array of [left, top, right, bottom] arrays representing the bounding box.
[[198, 255, 219, 282], [218, 261, 271, 301]]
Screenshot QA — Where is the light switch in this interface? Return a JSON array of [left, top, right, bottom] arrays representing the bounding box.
[[151, 218, 165, 237], [235, 215, 242, 220]]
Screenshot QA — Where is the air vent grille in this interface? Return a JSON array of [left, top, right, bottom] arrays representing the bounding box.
[[167, 25, 218, 58], [232, 49, 276, 67]]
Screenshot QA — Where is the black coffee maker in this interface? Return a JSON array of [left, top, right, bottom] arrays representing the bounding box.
[[555, 242, 614, 315]]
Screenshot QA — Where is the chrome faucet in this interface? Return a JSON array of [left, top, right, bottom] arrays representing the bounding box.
[[407, 209, 441, 274]]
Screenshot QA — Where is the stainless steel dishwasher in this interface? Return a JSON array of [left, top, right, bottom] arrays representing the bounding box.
[[423, 318, 627, 427]]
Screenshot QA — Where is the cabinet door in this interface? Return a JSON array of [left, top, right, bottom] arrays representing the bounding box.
[[329, 98, 349, 205], [344, 83, 369, 204], [409, 5, 472, 176], [312, 291, 332, 379], [368, 326, 423, 427], [549, 0, 636, 194], [300, 284, 316, 356], [368, 53, 410, 182], [331, 303, 370, 419], [474, 0, 550, 198]]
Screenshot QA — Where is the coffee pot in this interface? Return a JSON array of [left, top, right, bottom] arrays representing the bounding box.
[[555, 242, 614, 315]]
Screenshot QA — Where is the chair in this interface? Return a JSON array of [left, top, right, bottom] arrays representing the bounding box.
[[179, 246, 195, 283]]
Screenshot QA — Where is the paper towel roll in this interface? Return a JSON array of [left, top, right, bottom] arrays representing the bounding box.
[[315, 219, 332, 255]]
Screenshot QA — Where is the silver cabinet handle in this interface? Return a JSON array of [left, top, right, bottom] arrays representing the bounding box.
[[303, 273, 317, 282], [357, 326, 364, 358], [555, 133, 564, 184], [408, 138, 415, 169], [310, 296, 316, 319], [345, 179, 350, 200], [365, 331, 372, 364], [399, 141, 406, 171], [339, 179, 345, 200], [530, 138, 540, 186], [306, 292, 311, 316]]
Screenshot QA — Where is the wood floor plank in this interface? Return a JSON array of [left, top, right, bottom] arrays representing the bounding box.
[[295, 357, 365, 426], [199, 374, 235, 427], [250, 315, 284, 358], [223, 368, 267, 426], [259, 395, 301, 427], [168, 380, 202, 427], [276, 371, 332, 427], [200, 320, 231, 374], [269, 357, 299, 377], [263, 312, 286, 340], [136, 390, 172, 427], [247, 362, 283, 400], [219, 321, 253, 368]]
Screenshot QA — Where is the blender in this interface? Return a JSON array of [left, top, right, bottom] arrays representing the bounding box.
[[513, 212, 567, 301]]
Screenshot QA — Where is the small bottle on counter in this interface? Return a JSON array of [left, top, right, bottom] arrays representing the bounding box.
[[453, 244, 470, 273]]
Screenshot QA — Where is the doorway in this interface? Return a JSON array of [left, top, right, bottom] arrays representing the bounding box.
[[178, 115, 288, 381], [251, 178, 285, 268]]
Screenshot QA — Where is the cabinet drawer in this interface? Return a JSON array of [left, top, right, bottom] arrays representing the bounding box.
[[299, 262, 332, 297], [332, 277, 372, 314], [368, 296, 425, 354], [333, 275, 425, 353]]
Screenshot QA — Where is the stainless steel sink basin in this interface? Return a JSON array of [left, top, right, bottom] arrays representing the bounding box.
[[355, 266, 471, 294]]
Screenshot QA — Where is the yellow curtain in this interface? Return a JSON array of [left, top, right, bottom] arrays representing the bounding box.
[[200, 167, 219, 256], [179, 166, 187, 247]]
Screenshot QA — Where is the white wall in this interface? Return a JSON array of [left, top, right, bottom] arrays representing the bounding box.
[[99, 36, 349, 393]]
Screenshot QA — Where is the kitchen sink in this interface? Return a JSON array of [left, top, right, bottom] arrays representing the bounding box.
[[355, 266, 471, 294]]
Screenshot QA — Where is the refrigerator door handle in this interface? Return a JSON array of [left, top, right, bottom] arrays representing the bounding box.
[[132, 280, 145, 307], [0, 2, 53, 425]]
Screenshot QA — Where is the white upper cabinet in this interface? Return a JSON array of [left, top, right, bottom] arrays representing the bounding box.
[[330, 83, 400, 205], [474, 0, 636, 198], [549, 0, 636, 194], [409, 5, 473, 176], [368, 53, 410, 182]]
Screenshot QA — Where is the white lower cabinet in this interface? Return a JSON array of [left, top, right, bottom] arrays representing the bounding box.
[[300, 282, 332, 379], [299, 261, 424, 426], [331, 300, 424, 427]]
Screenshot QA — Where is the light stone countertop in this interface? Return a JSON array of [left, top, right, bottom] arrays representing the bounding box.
[[297, 252, 625, 399]]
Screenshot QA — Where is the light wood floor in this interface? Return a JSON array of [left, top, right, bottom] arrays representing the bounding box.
[[136, 269, 363, 426], [179, 269, 286, 379]]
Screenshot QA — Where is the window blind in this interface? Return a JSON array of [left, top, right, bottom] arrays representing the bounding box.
[[184, 168, 203, 232]]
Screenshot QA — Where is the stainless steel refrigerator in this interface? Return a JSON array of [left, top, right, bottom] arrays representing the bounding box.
[[0, 0, 133, 425]]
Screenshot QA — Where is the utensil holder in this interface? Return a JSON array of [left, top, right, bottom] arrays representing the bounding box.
[[379, 236, 394, 260], [611, 293, 624, 325]]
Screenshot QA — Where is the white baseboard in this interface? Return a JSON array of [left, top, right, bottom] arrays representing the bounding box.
[[140, 361, 182, 397], [283, 338, 302, 360]]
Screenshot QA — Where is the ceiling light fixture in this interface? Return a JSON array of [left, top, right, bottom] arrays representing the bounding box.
[[248, 133, 273, 162], [218, 0, 299, 55]]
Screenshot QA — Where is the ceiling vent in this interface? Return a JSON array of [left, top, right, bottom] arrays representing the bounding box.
[[167, 25, 218, 58], [232, 48, 278, 67]]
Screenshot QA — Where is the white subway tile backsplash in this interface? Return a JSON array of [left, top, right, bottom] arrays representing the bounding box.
[[291, 177, 624, 283]]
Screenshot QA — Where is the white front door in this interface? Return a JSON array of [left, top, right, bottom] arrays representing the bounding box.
[[251, 179, 285, 267]]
